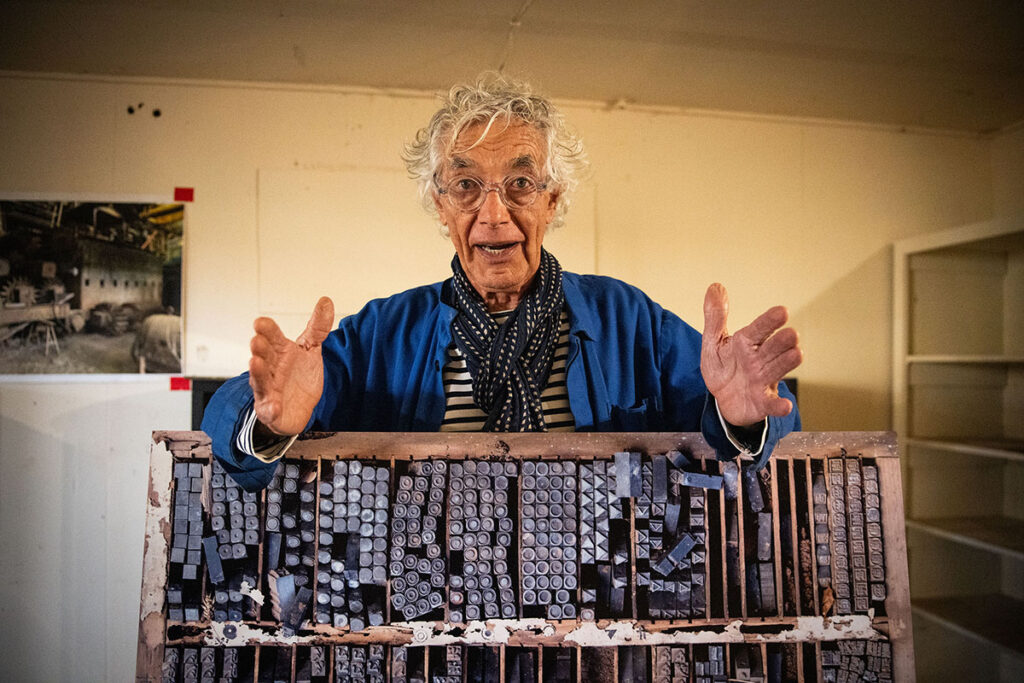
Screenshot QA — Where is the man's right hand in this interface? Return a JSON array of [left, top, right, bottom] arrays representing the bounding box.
[[249, 296, 335, 436]]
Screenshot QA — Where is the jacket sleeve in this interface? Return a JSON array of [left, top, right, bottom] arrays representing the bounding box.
[[200, 373, 282, 492]]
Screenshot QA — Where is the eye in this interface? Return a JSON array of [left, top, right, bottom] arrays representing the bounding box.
[[453, 177, 478, 192], [508, 176, 534, 190]]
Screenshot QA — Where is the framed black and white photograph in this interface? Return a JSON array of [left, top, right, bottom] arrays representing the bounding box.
[[0, 199, 184, 374]]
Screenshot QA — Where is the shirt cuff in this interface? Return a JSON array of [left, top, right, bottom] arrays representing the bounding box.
[[235, 406, 298, 464], [714, 397, 768, 457]]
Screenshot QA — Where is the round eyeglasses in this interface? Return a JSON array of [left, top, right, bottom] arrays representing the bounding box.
[[435, 174, 549, 213]]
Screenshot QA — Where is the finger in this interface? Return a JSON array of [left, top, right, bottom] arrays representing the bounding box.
[[737, 305, 788, 345], [296, 296, 335, 349], [253, 316, 288, 347], [250, 335, 282, 385], [760, 347, 804, 383], [702, 283, 729, 342], [248, 354, 274, 398], [249, 332, 278, 365], [758, 327, 799, 361], [763, 393, 794, 418]]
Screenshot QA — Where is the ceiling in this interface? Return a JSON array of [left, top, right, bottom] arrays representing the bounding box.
[[2, 0, 1022, 134]]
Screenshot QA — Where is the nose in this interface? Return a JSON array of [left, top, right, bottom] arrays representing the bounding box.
[[475, 186, 511, 227]]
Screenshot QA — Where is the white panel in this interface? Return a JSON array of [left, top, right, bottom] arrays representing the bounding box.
[[0, 378, 191, 682], [1007, 368, 1024, 442], [907, 526, 1002, 599], [912, 614, 1002, 683], [993, 126, 1024, 218], [909, 251, 1006, 356]]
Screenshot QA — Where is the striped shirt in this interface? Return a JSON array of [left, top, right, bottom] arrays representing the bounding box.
[[440, 310, 575, 432]]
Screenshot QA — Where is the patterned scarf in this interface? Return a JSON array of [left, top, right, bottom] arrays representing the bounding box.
[[448, 248, 564, 431]]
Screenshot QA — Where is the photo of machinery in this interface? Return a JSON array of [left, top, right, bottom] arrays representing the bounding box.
[[0, 199, 183, 374]]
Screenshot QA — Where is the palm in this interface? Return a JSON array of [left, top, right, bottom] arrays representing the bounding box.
[[700, 284, 801, 426], [249, 297, 335, 436]]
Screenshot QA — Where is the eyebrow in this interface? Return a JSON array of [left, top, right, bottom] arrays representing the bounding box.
[[510, 155, 537, 170], [446, 154, 539, 171]]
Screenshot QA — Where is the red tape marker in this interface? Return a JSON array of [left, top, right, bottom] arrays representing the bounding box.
[[174, 187, 194, 202], [170, 377, 192, 391]]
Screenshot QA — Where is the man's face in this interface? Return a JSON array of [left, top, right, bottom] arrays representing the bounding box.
[[433, 121, 558, 311]]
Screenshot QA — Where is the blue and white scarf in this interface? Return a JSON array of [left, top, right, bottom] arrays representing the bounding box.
[[448, 248, 564, 431]]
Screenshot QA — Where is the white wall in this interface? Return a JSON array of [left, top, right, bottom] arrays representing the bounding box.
[[0, 71, 1010, 680]]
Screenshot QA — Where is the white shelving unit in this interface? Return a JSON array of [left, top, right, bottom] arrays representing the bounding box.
[[892, 216, 1024, 682]]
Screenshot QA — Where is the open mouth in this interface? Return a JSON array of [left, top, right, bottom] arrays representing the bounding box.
[[476, 242, 518, 255]]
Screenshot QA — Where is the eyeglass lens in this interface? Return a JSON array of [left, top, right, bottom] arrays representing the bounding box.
[[447, 176, 541, 210]]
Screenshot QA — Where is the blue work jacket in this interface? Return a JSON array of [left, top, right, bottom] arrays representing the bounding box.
[[202, 273, 800, 491]]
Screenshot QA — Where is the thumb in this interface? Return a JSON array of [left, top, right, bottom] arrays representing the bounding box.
[[703, 283, 729, 342], [296, 296, 335, 349]]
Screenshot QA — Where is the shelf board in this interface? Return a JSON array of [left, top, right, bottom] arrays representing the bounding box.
[[904, 437, 1024, 462], [905, 516, 1024, 560], [913, 594, 1024, 659], [906, 354, 1024, 364]]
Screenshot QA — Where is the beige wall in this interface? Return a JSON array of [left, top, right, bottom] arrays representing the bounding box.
[[0, 71, 1013, 680], [572, 108, 992, 429], [1, 73, 995, 429]]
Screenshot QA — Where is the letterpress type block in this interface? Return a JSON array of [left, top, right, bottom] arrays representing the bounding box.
[[757, 512, 773, 561], [201, 536, 224, 585], [681, 471, 725, 490], [653, 454, 669, 502]]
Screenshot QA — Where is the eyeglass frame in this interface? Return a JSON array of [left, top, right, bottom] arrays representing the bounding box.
[[433, 172, 550, 213]]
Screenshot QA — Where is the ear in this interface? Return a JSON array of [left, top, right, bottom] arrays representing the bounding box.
[[545, 189, 561, 223]]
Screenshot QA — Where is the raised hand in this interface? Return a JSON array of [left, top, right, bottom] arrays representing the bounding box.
[[249, 297, 335, 436], [700, 283, 802, 427]]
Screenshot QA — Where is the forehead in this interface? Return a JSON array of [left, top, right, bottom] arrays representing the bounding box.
[[445, 120, 547, 173]]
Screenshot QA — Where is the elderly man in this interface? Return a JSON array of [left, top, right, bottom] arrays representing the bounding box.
[[203, 75, 802, 491]]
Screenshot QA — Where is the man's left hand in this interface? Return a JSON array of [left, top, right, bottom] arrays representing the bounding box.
[[700, 283, 803, 426]]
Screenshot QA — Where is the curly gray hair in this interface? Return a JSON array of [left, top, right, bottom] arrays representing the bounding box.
[[403, 73, 588, 234]]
